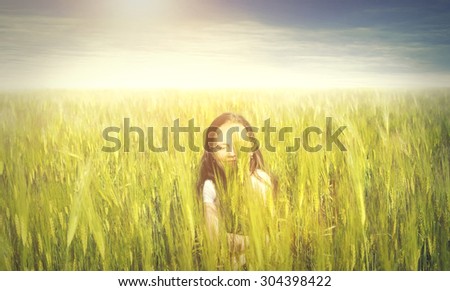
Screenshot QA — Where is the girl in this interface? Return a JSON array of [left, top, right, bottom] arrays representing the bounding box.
[[196, 112, 277, 269]]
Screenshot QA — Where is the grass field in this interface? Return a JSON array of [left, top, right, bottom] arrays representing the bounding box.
[[0, 89, 449, 270]]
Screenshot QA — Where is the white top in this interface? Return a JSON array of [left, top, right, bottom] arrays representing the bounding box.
[[202, 179, 217, 204], [202, 169, 271, 204]]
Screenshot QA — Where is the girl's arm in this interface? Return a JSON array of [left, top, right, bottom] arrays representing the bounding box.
[[204, 201, 249, 253]]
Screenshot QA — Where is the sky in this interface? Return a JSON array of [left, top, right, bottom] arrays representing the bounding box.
[[0, 0, 449, 89]]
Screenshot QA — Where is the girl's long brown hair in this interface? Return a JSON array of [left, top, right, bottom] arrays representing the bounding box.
[[196, 112, 276, 197]]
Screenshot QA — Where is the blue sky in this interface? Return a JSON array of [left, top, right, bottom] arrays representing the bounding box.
[[1, 0, 449, 88]]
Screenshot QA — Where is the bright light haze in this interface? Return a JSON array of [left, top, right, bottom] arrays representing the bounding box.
[[1, 0, 449, 89]]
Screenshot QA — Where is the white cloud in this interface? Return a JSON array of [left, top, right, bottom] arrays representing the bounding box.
[[0, 14, 449, 89]]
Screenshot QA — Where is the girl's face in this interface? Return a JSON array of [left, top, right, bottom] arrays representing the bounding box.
[[210, 122, 252, 169]]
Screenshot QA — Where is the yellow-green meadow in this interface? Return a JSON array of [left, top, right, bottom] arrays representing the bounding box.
[[0, 89, 449, 270]]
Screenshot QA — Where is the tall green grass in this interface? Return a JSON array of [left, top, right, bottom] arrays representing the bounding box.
[[0, 89, 448, 270]]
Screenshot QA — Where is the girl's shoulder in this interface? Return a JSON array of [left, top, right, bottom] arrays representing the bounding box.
[[251, 169, 272, 186], [251, 169, 272, 199], [202, 179, 217, 204]]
